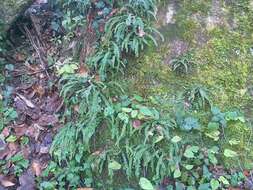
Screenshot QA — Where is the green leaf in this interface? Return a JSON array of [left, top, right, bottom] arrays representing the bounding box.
[[198, 183, 210, 190], [122, 108, 132, 113], [118, 112, 129, 123], [108, 160, 121, 170], [224, 149, 238, 158], [184, 164, 194, 170], [131, 110, 138, 118], [208, 154, 218, 165], [6, 135, 17, 142], [133, 95, 144, 102], [139, 177, 154, 190], [181, 117, 200, 131], [40, 181, 55, 190], [171, 136, 182, 143], [210, 179, 219, 190], [218, 176, 230, 185], [228, 139, 240, 145], [184, 146, 199, 158], [174, 168, 181, 178], [139, 107, 154, 117], [104, 106, 114, 116], [154, 135, 164, 144], [184, 149, 194, 158], [205, 130, 220, 141], [207, 122, 219, 130], [58, 64, 78, 75], [175, 182, 185, 190]]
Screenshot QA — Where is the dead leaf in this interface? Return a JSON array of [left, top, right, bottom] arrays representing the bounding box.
[[132, 120, 142, 129], [37, 114, 58, 126], [39, 146, 49, 154], [13, 124, 27, 137], [91, 150, 102, 156], [0, 175, 15, 187], [31, 160, 42, 176], [244, 170, 250, 177], [74, 105, 80, 112], [32, 84, 45, 98], [14, 53, 26, 62], [6, 143, 19, 159], [17, 170, 36, 190], [0, 144, 8, 160], [79, 65, 89, 76], [138, 27, 146, 37], [16, 93, 35, 109], [14, 97, 27, 113], [1, 127, 10, 137], [22, 146, 30, 160], [35, 0, 48, 4], [95, 74, 100, 82]]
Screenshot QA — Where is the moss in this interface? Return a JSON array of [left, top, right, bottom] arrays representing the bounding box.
[[180, 0, 212, 15], [0, 0, 32, 31], [193, 28, 252, 108], [114, 0, 253, 172]]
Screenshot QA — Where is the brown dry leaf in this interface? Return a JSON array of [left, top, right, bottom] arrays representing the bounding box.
[[6, 143, 19, 158], [14, 124, 27, 137], [133, 120, 142, 129], [39, 146, 49, 154], [14, 97, 27, 112], [138, 27, 146, 37], [31, 161, 42, 176], [91, 150, 102, 156], [17, 170, 36, 190], [74, 105, 80, 112], [0, 139, 8, 159], [95, 74, 100, 82], [22, 146, 31, 160], [0, 175, 15, 187], [79, 65, 89, 76], [25, 126, 37, 138], [37, 114, 58, 126], [1, 127, 10, 137], [32, 84, 45, 97], [14, 53, 26, 62], [16, 93, 35, 109], [36, 0, 48, 4]]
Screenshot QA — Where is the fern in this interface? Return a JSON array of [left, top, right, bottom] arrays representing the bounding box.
[[88, 42, 127, 81], [128, 0, 157, 18], [105, 13, 163, 57], [184, 85, 212, 110], [170, 52, 194, 74], [51, 75, 122, 162]]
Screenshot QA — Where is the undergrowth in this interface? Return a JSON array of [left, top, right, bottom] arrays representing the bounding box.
[[34, 0, 253, 189]]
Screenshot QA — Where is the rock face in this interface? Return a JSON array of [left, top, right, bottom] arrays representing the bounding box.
[[0, 0, 32, 32]]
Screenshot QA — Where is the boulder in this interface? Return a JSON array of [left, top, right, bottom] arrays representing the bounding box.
[[0, 0, 33, 32]]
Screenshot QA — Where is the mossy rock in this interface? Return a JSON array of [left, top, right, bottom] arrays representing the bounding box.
[[0, 0, 32, 33]]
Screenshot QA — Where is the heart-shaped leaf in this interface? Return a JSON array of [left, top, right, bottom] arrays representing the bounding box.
[[171, 136, 182, 143], [224, 149, 238, 158], [108, 161, 121, 170], [139, 177, 154, 190]]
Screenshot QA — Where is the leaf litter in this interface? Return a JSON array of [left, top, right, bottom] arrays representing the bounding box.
[[0, 2, 63, 189]]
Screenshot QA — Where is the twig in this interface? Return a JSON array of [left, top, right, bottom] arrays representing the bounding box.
[[0, 52, 17, 64], [23, 26, 50, 78], [12, 65, 54, 77]]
